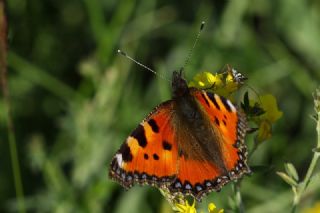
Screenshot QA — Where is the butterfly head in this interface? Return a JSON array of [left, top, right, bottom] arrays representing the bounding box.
[[172, 70, 189, 98]]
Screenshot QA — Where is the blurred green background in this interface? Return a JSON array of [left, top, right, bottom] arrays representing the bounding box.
[[2, 0, 320, 212]]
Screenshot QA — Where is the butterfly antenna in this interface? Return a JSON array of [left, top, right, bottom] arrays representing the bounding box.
[[181, 21, 205, 72], [117, 49, 170, 82]]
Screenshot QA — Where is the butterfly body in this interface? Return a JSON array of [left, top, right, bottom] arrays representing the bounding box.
[[109, 70, 250, 200]]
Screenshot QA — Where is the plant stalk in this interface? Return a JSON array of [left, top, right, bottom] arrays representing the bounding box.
[[0, 1, 25, 212], [291, 91, 320, 212], [234, 182, 245, 213]]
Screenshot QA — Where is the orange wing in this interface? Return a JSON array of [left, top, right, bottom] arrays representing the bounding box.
[[193, 90, 248, 171], [109, 101, 179, 188], [168, 89, 250, 200]]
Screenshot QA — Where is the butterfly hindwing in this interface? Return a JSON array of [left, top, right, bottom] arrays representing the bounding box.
[[109, 101, 179, 188]]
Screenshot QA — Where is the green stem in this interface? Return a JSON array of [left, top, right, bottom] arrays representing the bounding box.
[[236, 129, 261, 212], [7, 119, 25, 213], [159, 188, 186, 211], [0, 2, 25, 212], [291, 94, 320, 212], [234, 182, 245, 213]]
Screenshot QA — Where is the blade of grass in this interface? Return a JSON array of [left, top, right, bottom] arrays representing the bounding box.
[[0, 1, 25, 212], [7, 51, 78, 101], [83, 0, 136, 65]]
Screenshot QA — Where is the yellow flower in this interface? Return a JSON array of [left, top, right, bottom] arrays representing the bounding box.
[[258, 94, 283, 123], [208, 203, 224, 213], [189, 69, 244, 98], [302, 201, 320, 213], [175, 200, 197, 213], [189, 71, 223, 90], [174, 200, 224, 213], [224, 71, 239, 93], [250, 94, 282, 143]]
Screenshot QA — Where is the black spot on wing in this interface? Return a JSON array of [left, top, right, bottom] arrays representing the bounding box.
[[144, 153, 149, 160], [207, 93, 220, 110], [119, 143, 133, 162], [219, 96, 232, 112], [147, 119, 159, 133], [153, 153, 159, 160], [214, 116, 220, 126], [162, 140, 172, 150], [223, 120, 227, 126], [131, 124, 147, 148], [201, 93, 210, 107]]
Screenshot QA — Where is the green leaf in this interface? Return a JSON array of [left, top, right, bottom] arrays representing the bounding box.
[[241, 91, 265, 117], [284, 163, 299, 182], [276, 171, 298, 187], [246, 127, 259, 134]]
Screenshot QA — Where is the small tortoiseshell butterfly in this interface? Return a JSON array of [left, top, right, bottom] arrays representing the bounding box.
[[109, 68, 251, 200]]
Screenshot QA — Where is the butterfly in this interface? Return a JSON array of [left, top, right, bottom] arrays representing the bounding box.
[[109, 69, 251, 201]]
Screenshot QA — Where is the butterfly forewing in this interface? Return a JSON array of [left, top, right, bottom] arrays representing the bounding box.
[[192, 90, 250, 174], [109, 101, 179, 188]]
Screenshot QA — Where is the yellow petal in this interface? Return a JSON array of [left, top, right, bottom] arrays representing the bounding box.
[[302, 201, 320, 213], [225, 72, 239, 93], [189, 72, 222, 90], [256, 120, 272, 142], [213, 73, 224, 88], [259, 94, 283, 123], [208, 203, 216, 213], [174, 200, 197, 213], [207, 202, 224, 213], [175, 203, 188, 212]]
